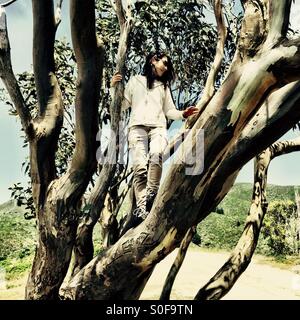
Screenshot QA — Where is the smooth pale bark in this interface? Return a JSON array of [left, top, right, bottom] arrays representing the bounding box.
[[61, 0, 300, 300], [195, 137, 300, 300], [198, 81, 300, 218], [69, 0, 134, 277], [25, 0, 103, 300], [0, 7, 32, 138]]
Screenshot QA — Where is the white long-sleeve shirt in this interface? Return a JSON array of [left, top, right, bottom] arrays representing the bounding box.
[[111, 75, 184, 128]]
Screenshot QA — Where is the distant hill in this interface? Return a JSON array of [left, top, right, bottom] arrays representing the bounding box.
[[0, 200, 36, 261], [0, 200, 25, 215], [198, 183, 298, 252]]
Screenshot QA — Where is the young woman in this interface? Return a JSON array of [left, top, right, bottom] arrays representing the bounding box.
[[111, 51, 198, 227]]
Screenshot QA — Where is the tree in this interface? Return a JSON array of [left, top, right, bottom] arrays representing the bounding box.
[[1, 0, 103, 299], [262, 200, 298, 256], [0, 0, 300, 300]]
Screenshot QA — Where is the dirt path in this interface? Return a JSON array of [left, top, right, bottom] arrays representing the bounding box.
[[141, 249, 300, 300], [1, 249, 300, 300]]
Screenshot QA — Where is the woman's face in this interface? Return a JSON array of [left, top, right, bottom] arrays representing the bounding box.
[[151, 55, 168, 78]]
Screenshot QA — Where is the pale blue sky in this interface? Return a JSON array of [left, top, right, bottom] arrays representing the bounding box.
[[0, 0, 300, 203]]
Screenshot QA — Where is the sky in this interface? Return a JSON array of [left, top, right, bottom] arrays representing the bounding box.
[[0, 0, 300, 203]]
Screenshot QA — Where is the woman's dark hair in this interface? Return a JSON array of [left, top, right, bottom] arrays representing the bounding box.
[[142, 51, 175, 90]]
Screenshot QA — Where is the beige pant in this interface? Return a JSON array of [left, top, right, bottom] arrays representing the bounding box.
[[128, 125, 168, 209]]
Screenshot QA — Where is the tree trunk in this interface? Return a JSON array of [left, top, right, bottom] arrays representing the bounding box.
[[25, 0, 103, 299], [61, 0, 300, 300]]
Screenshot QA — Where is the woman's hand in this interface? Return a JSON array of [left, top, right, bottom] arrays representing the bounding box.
[[183, 106, 199, 118], [110, 72, 122, 87]]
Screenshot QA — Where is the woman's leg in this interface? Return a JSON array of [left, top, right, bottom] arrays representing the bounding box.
[[128, 126, 149, 214], [147, 127, 168, 211]]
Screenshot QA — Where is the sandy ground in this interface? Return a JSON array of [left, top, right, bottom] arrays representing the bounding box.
[[1, 249, 300, 300], [141, 249, 300, 300]]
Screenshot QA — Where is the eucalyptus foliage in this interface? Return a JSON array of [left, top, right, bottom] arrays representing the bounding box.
[[262, 200, 300, 256]]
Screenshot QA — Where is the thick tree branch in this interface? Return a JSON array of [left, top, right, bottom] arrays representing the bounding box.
[[0, 6, 33, 138], [194, 136, 300, 300], [193, 81, 300, 218], [30, 1, 64, 208], [32, 0, 57, 116], [262, 0, 292, 51], [69, 0, 102, 174], [68, 0, 134, 277], [25, 1, 67, 300]]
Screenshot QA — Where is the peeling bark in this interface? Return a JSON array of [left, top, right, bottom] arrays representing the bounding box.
[[197, 81, 300, 218]]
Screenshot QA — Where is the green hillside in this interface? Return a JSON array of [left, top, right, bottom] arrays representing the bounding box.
[[0, 200, 36, 280], [198, 183, 298, 253], [0, 200, 36, 260]]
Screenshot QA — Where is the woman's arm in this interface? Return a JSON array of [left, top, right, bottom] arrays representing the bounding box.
[[163, 88, 199, 120], [109, 73, 132, 111], [163, 88, 185, 120]]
